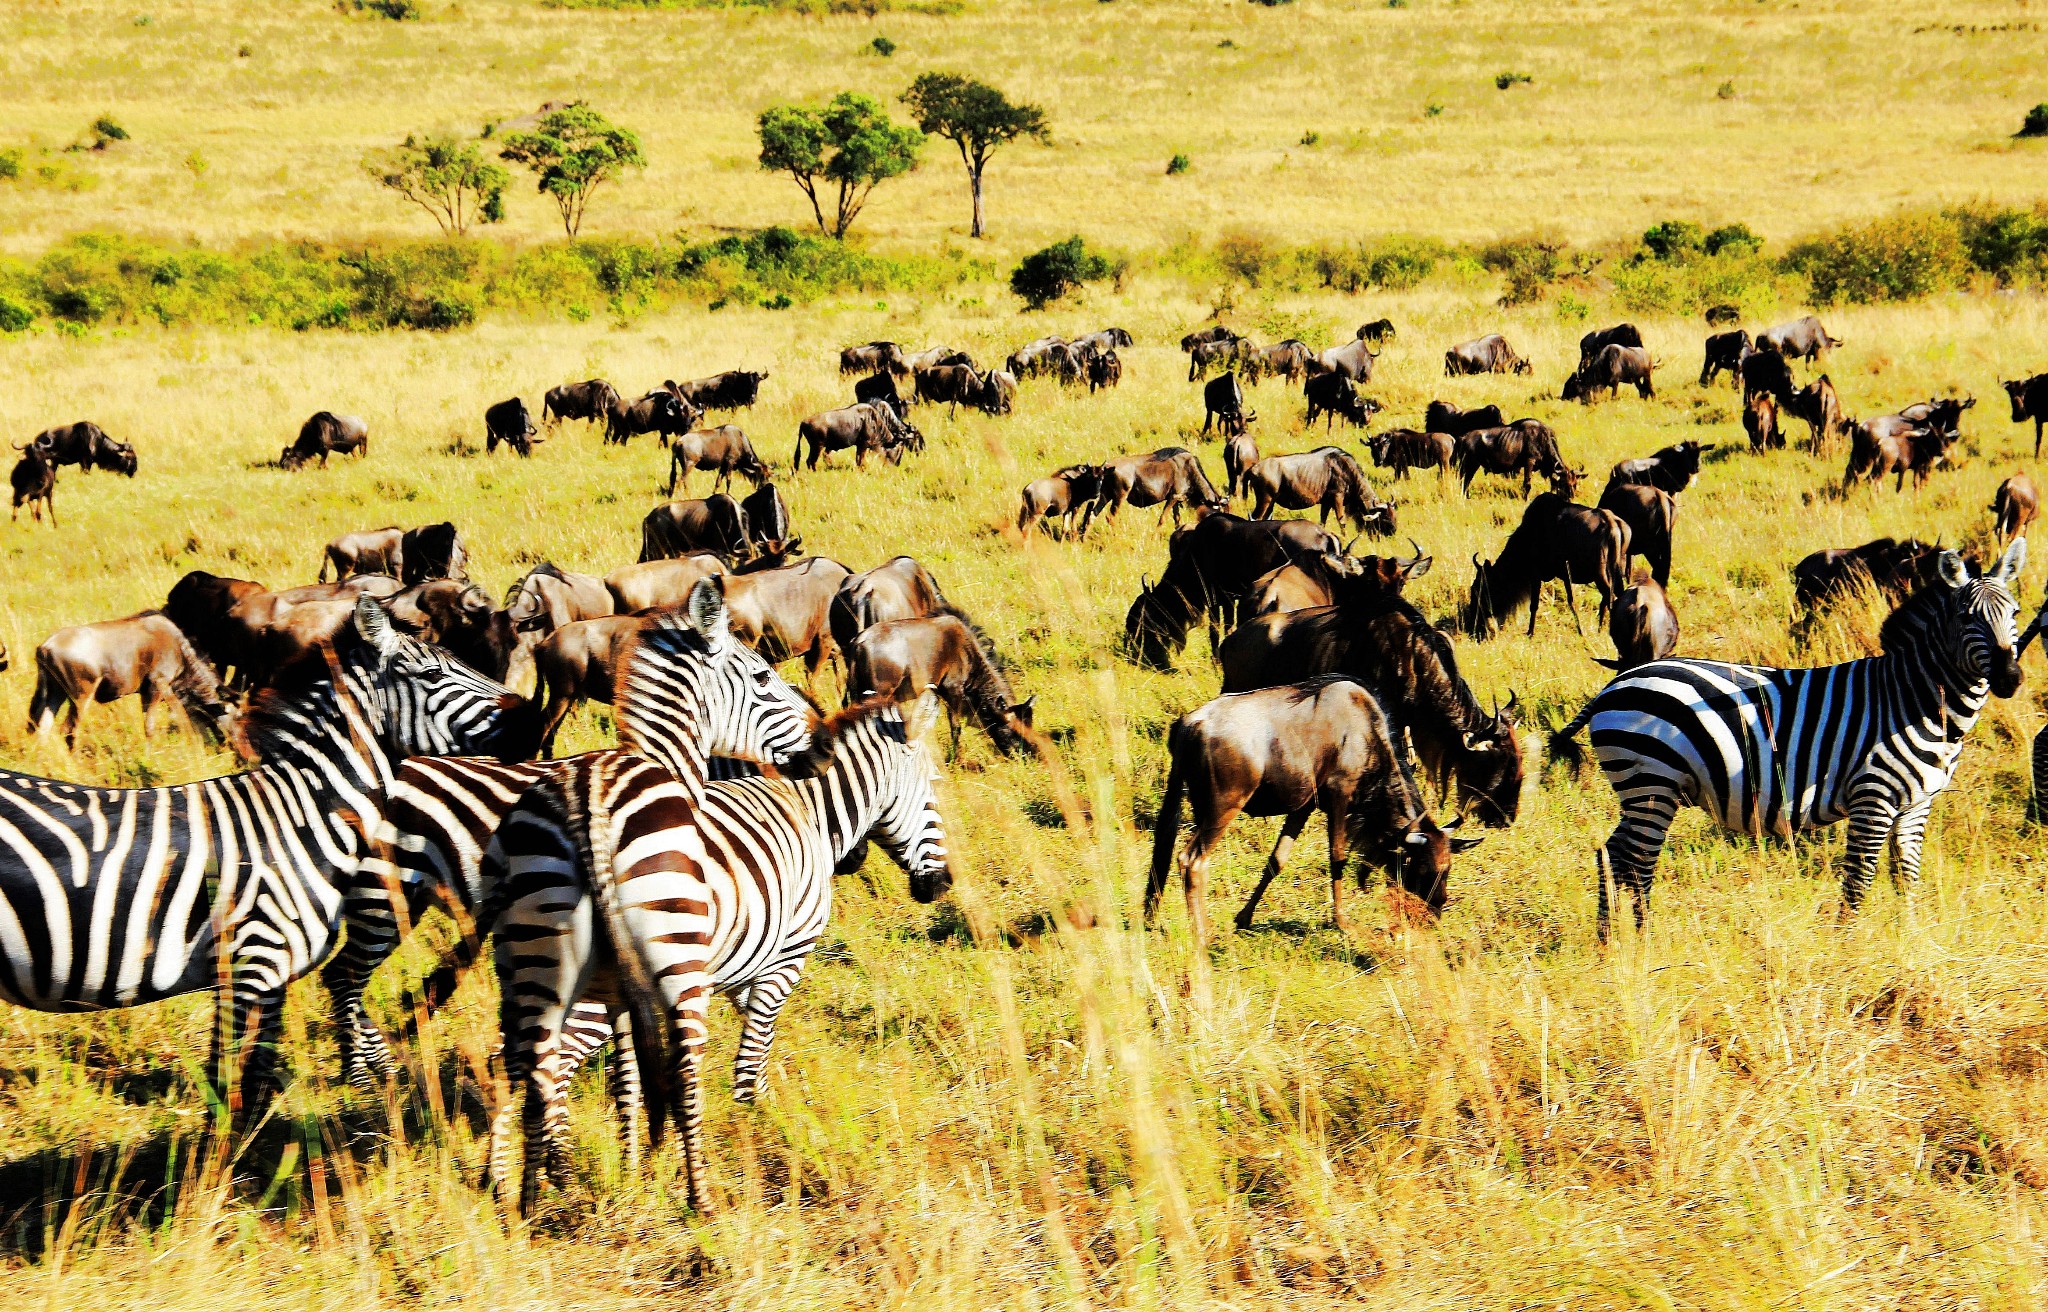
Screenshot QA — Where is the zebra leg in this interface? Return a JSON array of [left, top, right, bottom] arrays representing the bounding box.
[[669, 988, 715, 1214], [211, 982, 287, 1131], [730, 964, 809, 1104], [1886, 795, 1937, 891], [1596, 792, 1677, 941], [541, 1001, 620, 1182], [607, 1008, 643, 1173], [1840, 794, 1901, 911]]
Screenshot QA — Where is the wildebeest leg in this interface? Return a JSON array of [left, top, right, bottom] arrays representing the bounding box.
[[1560, 564, 1584, 636], [2036, 418, 2042, 460], [1234, 808, 1311, 933], [1526, 575, 1543, 637], [1175, 808, 1235, 948]]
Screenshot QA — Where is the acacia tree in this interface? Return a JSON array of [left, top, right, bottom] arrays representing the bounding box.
[[757, 92, 923, 240], [900, 73, 1048, 239], [362, 133, 509, 235], [498, 104, 645, 237]]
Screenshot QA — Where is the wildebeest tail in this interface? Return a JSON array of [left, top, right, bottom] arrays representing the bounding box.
[[1144, 725, 1189, 922], [25, 646, 62, 734]]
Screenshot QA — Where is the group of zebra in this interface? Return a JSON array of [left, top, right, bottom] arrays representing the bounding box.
[[0, 578, 951, 1215]]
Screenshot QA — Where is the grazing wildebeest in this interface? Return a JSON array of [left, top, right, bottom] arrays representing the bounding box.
[[915, 364, 985, 415], [399, 522, 467, 585], [828, 556, 959, 657], [1122, 515, 1345, 668], [1309, 338, 1378, 383], [847, 615, 1034, 758], [1744, 389, 1783, 451], [1356, 319, 1396, 345], [9, 443, 55, 524], [1423, 401, 1505, 437], [794, 402, 908, 471], [722, 556, 852, 686], [1461, 493, 1630, 636], [2003, 373, 2048, 457], [977, 369, 1018, 415], [543, 379, 621, 428], [854, 370, 907, 417], [1202, 372, 1254, 436], [1792, 538, 1943, 623], [1444, 334, 1531, 376], [1783, 375, 1845, 451], [31, 421, 136, 476], [604, 388, 692, 446], [1303, 373, 1380, 430], [1083, 448, 1227, 531], [1180, 324, 1240, 352], [639, 494, 752, 562], [1578, 323, 1644, 368], [485, 397, 536, 456], [1187, 337, 1242, 381], [1249, 544, 1430, 617], [1086, 350, 1123, 393], [1146, 679, 1481, 943], [1223, 429, 1261, 499], [1563, 344, 1657, 403], [666, 425, 767, 495], [164, 569, 268, 676], [1759, 315, 1842, 360], [1699, 330, 1751, 387], [530, 614, 651, 754], [1241, 340, 1313, 385], [1017, 464, 1106, 537], [320, 527, 404, 582], [739, 481, 796, 555], [28, 612, 233, 746], [1605, 440, 1709, 498], [1739, 345, 1795, 405], [1595, 572, 1679, 672], [1073, 327, 1134, 357], [281, 412, 368, 470], [1704, 304, 1741, 326], [905, 345, 973, 375], [1367, 428, 1455, 481], [1842, 418, 1956, 492], [1455, 420, 1580, 498], [674, 370, 768, 412], [1244, 448, 1396, 537], [1005, 336, 1067, 379], [604, 554, 728, 615], [1993, 474, 2039, 543], [840, 341, 907, 376], [1596, 482, 1677, 588]]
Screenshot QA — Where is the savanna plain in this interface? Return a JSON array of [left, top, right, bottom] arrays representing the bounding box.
[[5, 0, 2048, 1308]]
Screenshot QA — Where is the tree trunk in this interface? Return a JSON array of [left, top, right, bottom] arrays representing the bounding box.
[[969, 166, 985, 239]]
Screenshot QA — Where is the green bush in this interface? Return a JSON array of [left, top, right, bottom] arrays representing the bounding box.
[[1166, 153, 1190, 175], [1480, 235, 1591, 304], [1950, 203, 2048, 285], [1641, 220, 1705, 261], [870, 35, 896, 56], [1784, 210, 1971, 303], [0, 148, 20, 181], [1704, 223, 1761, 257], [2019, 104, 2048, 138], [0, 296, 32, 332], [1010, 235, 1120, 308], [1365, 234, 1445, 290], [1494, 71, 1531, 90]]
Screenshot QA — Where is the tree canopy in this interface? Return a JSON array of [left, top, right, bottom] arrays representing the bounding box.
[[362, 133, 509, 236], [757, 93, 923, 240], [901, 73, 1049, 238], [498, 104, 645, 237]]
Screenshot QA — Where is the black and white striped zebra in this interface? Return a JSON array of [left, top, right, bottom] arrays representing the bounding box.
[[0, 596, 539, 1121], [2020, 594, 2048, 822], [1552, 540, 2026, 932], [485, 696, 951, 1215]]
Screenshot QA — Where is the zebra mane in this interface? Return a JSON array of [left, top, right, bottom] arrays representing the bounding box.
[[610, 617, 712, 768], [234, 636, 356, 759], [1878, 577, 1960, 655]]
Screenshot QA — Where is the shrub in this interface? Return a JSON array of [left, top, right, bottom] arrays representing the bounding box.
[[1480, 235, 1590, 304], [90, 115, 128, 147], [1010, 235, 1119, 308], [1641, 220, 1705, 261], [1715, 80, 1736, 100], [1215, 229, 1279, 286], [2019, 104, 2048, 138], [1166, 153, 1190, 175], [1950, 203, 2048, 285], [1494, 71, 1531, 90], [870, 35, 895, 56], [0, 297, 32, 332], [1363, 234, 1444, 290], [1784, 210, 1971, 303], [1299, 130, 1320, 147], [1704, 223, 1762, 257], [0, 148, 20, 181]]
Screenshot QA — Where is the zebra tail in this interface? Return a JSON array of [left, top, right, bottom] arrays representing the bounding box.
[[1548, 700, 1597, 776], [1145, 731, 1188, 922]]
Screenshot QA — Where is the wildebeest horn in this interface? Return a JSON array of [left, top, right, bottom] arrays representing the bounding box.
[[1343, 535, 1360, 555], [1472, 552, 1482, 569]]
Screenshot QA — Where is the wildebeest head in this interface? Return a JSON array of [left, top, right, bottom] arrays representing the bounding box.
[[1560, 368, 1587, 403], [279, 445, 305, 470], [1382, 813, 1483, 917], [1121, 576, 1192, 670], [2005, 378, 2035, 422], [1511, 356, 1534, 376], [1456, 692, 1524, 826], [1461, 553, 1501, 637]]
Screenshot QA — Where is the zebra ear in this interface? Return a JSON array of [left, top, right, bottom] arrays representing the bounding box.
[[1937, 550, 1971, 590], [685, 575, 732, 650], [354, 595, 403, 660], [1993, 537, 2027, 585]]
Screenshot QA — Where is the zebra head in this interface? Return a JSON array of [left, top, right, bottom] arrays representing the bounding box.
[[870, 694, 953, 903], [616, 575, 822, 784], [1936, 539, 2027, 698]]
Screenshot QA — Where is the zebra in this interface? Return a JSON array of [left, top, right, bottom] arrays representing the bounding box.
[[485, 694, 951, 1216], [1551, 539, 2026, 935], [321, 575, 826, 1090], [0, 596, 540, 1123], [2022, 593, 2048, 822]]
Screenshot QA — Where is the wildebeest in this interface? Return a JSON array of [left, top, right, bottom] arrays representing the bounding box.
[[739, 481, 796, 555], [399, 522, 467, 585], [282, 412, 368, 470], [905, 345, 973, 375], [530, 614, 651, 753], [1005, 336, 1068, 379], [1367, 428, 1455, 481], [604, 554, 728, 615], [1422, 401, 1504, 437], [1791, 537, 1942, 621], [639, 494, 752, 562], [674, 370, 768, 412], [485, 397, 536, 456], [1303, 373, 1380, 430], [320, 527, 404, 582], [847, 614, 1033, 758], [1454, 420, 1580, 498], [1605, 440, 1709, 498], [1180, 324, 1240, 352], [2003, 372, 2048, 457], [1017, 464, 1105, 538], [853, 370, 906, 417], [1739, 346, 1795, 405], [1704, 304, 1741, 326], [504, 562, 614, 684], [1595, 572, 1679, 672], [1842, 417, 1956, 492], [977, 369, 1018, 415], [666, 425, 768, 495], [31, 421, 136, 476], [1461, 493, 1630, 636], [1578, 323, 1644, 367], [1562, 344, 1656, 403], [794, 402, 917, 471], [1086, 350, 1122, 393], [1241, 340, 1312, 385], [840, 341, 907, 376], [1201, 372, 1254, 436], [1356, 319, 1396, 345], [1249, 544, 1430, 617], [1308, 338, 1378, 383], [1223, 429, 1260, 500], [1993, 474, 2039, 543], [1898, 395, 1975, 438], [828, 556, 960, 658], [385, 579, 515, 680], [1187, 338, 1242, 381], [1759, 315, 1842, 360], [163, 569, 268, 676], [915, 364, 986, 415], [1699, 330, 1751, 387], [1146, 679, 1480, 943], [1744, 389, 1782, 451], [1073, 327, 1134, 356], [604, 388, 694, 446], [218, 577, 404, 688], [543, 379, 621, 428], [722, 556, 852, 686], [1123, 514, 1345, 667], [1083, 448, 1227, 531], [9, 443, 55, 525], [1783, 375, 1845, 451], [1444, 334, 1531, 376], [29, 612, 233, 746], [1243, 448, 1396, 536], [1596, 482, 1677, 588]]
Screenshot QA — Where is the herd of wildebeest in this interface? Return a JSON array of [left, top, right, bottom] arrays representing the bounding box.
[[10, 309, 2048, 946]]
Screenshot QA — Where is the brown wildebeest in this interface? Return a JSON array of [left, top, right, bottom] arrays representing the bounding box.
[[504, 562, 614, 684], [1180, 324, 1239, 352], [723, 556, 852, 687], [1759, 315, 1841, 360], [794, 402, 917, 471], [1302, 373, 1381, 430], [1744, 389, 1783, 451], [1578, 323, 1643, 368], [1017, 464, 1105, 537], [2003, 373, 2048, 457], [1082, 448, 1227, 532], [282, 412, 368, 470], [29, 612, 233, 746], [740, 481, 797, 555], [320, 527, 404, 582], [1241, 340, 1312, 385], [1356, 319, 1395, 345], [1842, 417, 1956, 492], [1596, 482, 1676, 588], [543, 379, 620, 427], [1201, 373, 1254, 436], [1422, 401, 1504, 437], [604, 554, 728, 615], [485, 397, 537, 457], [220, 578, 405, 688], [666, 425, 767, 495], [386, 579, 515, 679], [828, 555, 957, 656], [1454, 420, 1580, 498], [854, 370, 907, 417], [400, 522, 468, 585], [846, 614, 1034, 758], [1898, 395, 1975, 438], [1005, 336, 1067, 378], [905, 345, 973, 374], [1562, 344, 1656, 403], [1123, 514, 1344, 668], [164, 569, 267, 675], [1594, 571, 1679, 672], [1704, 304, 1741, 326], [1308, 338, 1378, 383], [31, 421, 136, 476], [531, 614, 652, 754], [10, 443, 56, 524], [1223, 430, 1261, 499], [604, 389, 692, 446], [1187, 337, 1242, 382], [1444, 334, 1531, 376], [674, 370, 768, 413], [1993, 474, 2039, 543], [1791, 537, 1943, 623], [840, 341, 907, 376], [1604, 440, 1710, 498], [1366, 428, 1454, 481], [1739, 346, 1795, 406], [977, 369, 1018, 415], [1146, 678, 1481, 944], [1460, 493, 1630, 636], [1699, 330, 1750, 387], [915, 364, 985, 415], [1244, 447, 1396, 537], [640, 494, 751, 562], [1086, 351, 1122, 393], [1783, 375, 1845, 451], [1249, 543, 1430, 617]]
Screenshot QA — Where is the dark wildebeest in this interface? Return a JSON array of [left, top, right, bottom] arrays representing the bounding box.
[[1122, 515, 1344, 668], [1759, 315, 1842, 361], [1739, 345, 1795, 406], [905, 346, 973, 375], [854, 371, 907, 417], [1783, 375, 1845, 451], [2003, 373, 2048, 457], [1309, 338, 1378, 383], [1367, 428, 1455, 481], [29, 612, 233, 746], [915, 364, 985, 415], [1842, 418, 1957, 493], [1180, 324, 1240, 352], [1356, 319, 1396, 345], [1578, 323, 1644, 368], [723, 556, 852, 687], [1249, 544, 1430, 617], [639, 494, 752, 562], [1073, 328, 1134, 357], [1454, 420, 1580, 498], [1017, 464, 1106, 538], [1086, 350, 1123, 393], [1444, 334, 1532, 376], [385, 579, 515, 680], [1223, 429, 1261, 499], [739, 481, 796, 555], [9, 443, 55, 525], [604, 555, 728, 615], [977, 369, 1018, 415], [163, 569, 268, 676], [400, 522, 467, 585], [1595, 572, 1679, 672], [840, 341, 907, 377], [674, 370, 768, 413], [1993, 474, 2039, 543], [485, 397, 536, 457], [543, 379, 621, 428], [1202, 372, 1254, 436], [1083, 448, 1227, 531], [281, 412, 368, 470], [31, 422, 136, 476], [1605, 440, 1709, 498], [1187, 338, 1242, 381], [530, 614, 651, 754], [1562, 344, 1656, 403], [217, 578, 403, 690], [794, 402, 911, 471], [1005, 337, 1067, 379], [1244, 448, 1396, 537], [1423, 401, 1504, 437], [1704, 304, 1742, 326], [604, 389, 693, 446], [1898, 395, 1975, 438], [666, 425, 768, 495], [1699, 330, 1751, 387], [1791, 537, 1942, 622], [1461, 493, 1630, 637], [1242, 340, 1312, 385], [1744, 389, 1783, 451], [1146, 679, 1480, 943], [320, 527, 404, 582], [828, 556, 959, 658], [1303, 373, 1380, 430], [847, 614, 1034, 759], [1596, 483, 1677, 589]]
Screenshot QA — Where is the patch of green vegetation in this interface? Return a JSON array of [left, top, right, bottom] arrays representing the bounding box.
[[1010, 235, 1122, 308]]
